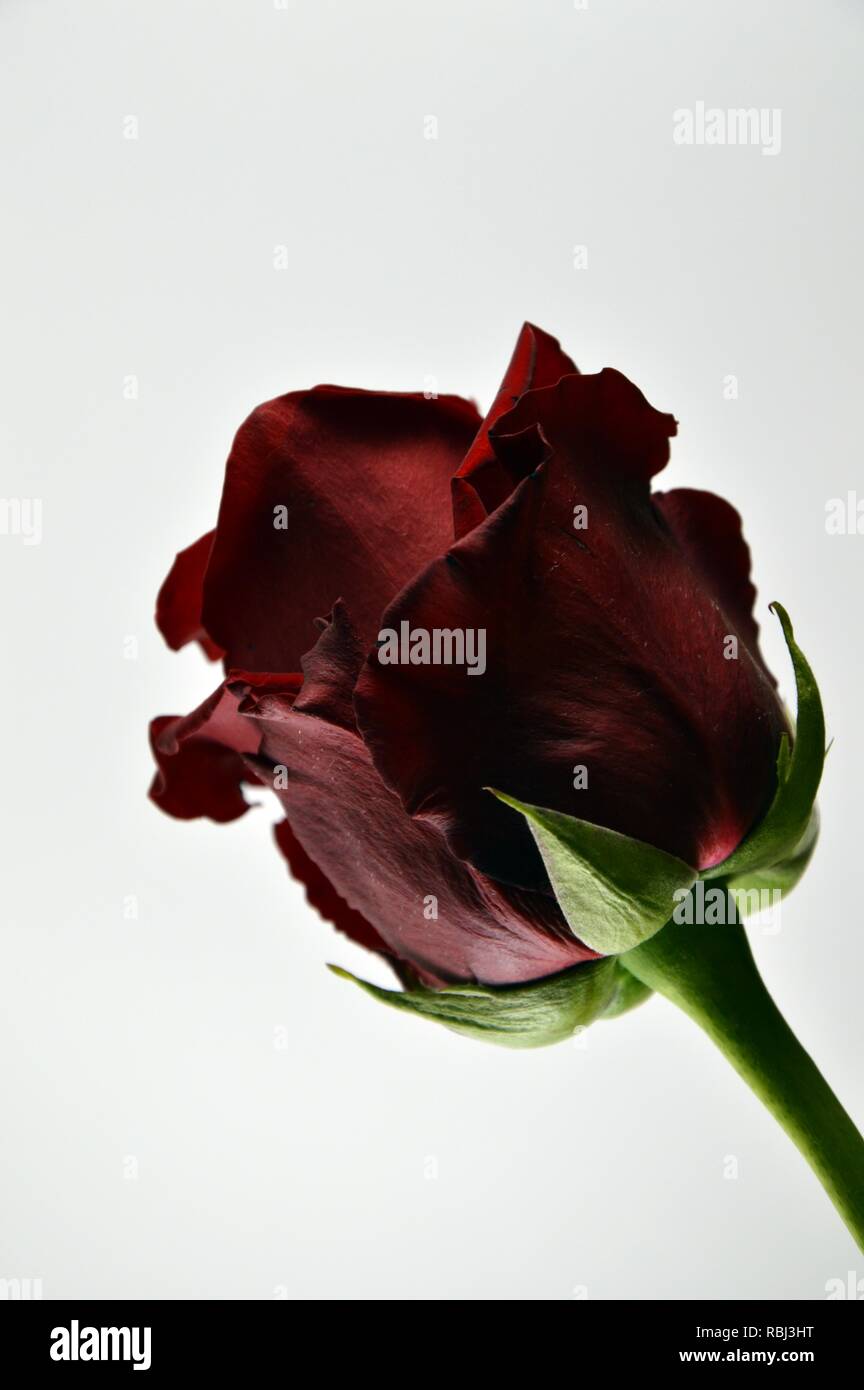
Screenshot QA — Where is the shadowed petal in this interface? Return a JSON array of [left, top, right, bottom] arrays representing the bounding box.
[[355, 374, 784, 894], [654, 488, 773, 680], [230, 608, 596, 986]]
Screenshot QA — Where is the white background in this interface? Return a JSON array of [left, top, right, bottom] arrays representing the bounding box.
[[1, 0, 862, 1299]]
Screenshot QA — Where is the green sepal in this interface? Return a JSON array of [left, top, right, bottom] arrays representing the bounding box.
[[724, 806, 819, 902], [703, 603, 825, 885], [599, 966, 654, 1018], [488, 790, 696, 955], [329, 956, 631, 1049]]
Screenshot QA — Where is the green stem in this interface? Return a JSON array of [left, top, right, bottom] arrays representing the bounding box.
[[623, 920, 864, 1249]]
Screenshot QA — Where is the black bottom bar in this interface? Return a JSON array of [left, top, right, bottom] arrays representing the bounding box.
[[1, 1297, 860, 1374]]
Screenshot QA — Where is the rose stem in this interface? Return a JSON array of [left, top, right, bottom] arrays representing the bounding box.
[[622, 919, 864, 1251]]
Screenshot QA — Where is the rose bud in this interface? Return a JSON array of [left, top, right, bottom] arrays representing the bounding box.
[[149, 325, 864, 1249], [149, 322, 806, 992]]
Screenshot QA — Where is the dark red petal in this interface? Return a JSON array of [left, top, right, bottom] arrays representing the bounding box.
[[155, 531, 223, 660], [355, 408, 785, 895], [293, 599, 364, 731], [273, 817, 395, 960], [272, 815, 455, 990], [491, 368, 677, 483], [149, 685, 262, 822], [232, 677, 595, 987], [202, 386, 481, 672], [653, 489, 773, 681], [452, 323, 577, 537]]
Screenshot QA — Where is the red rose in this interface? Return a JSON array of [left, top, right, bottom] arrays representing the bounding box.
[[149, 324, 785, 986], [149, 330, 864, 1255]]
